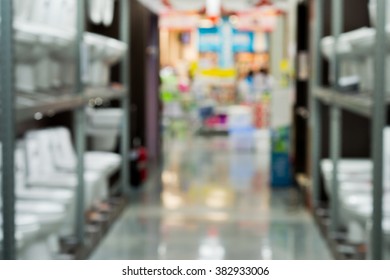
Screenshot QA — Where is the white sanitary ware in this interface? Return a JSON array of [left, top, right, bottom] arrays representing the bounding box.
[[321, 163, 390, 244], [15, 143, 76, 236], [368, 0, 390, 27], [88, 0, 115, 26], [0, 214, 40, 254], [321, 28, 373, 90], [321, 25, 390, 93], [48, 126, 121, 177], [0, 186, 67, 259], [32, 0, 76, 91], [321, 159, 372, 196], [13, 0, 125, 91], [24, 131, 107, 211], [321, 128, 390, 245], [86, 108, 123, 151], [0, 142, 67, 236], [13, 22, 46, 92], [85, 32, 128, 87], [12, 0, 77, 92]]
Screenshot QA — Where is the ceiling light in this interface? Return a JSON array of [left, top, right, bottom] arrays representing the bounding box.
[[206, 0, 221, 18]]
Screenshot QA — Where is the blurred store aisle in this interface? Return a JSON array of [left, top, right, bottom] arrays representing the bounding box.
[[91, 133, 331, 260]]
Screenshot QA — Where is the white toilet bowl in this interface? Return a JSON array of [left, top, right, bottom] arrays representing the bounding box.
[[47, 0, 76, 89], [321, 29, 377, 89], [85, 32, 127, 87], [322, 26, 390, 93], [0, 215, 42, 258], [321, 156, 390, 245], [48, 127, 121, 177], [321, 159, 372, 196], [368, 0, 390, 27], [13, 22, 47, 93], [341, 194, 390, 244], [24, 130, 108, 210], [14, 201, 66, 234], [86, 108, 123, 152], [89, 0, 105, 25], [88, 0, 115, 26]]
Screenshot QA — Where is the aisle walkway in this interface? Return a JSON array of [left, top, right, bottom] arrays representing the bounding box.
[[91, 132, 331, 260]]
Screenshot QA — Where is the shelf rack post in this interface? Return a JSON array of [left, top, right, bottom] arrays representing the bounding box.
[[0, 0, 16, 260], [329, 0, 343, 234], [310, 0, 324, 207], [74, 0, 86, 244], [120, 0, 130, 194], [371, 0, 387, 260]]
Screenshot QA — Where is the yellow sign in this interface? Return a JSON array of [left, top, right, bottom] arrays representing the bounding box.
[[200, 68, 236, 78]]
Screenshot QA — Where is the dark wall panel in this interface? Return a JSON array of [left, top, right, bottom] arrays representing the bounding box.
[[129, 0, 149, 146], [318, 0, 371, 159]]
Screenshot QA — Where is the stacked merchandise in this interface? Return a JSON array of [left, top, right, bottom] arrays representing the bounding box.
[[320, 0, 390, 93], [0, 127, 121, 259], [237, 68, 273, 130], [160, 67, 197, 138], [194, 71, 236, 133], [13, 0, 126, 95], [320, 128, 390, 258], [1, 0, 127, 259], [247, 94, 271, 129]]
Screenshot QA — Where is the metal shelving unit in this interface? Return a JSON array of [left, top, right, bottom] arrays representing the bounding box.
[[1, 0, 16, 261], [120, 0, 130, 196], [313, 88, 380, 118], [15, 86, 126, 123], [16, 94, 85, 123], [84, 86, 127, 103], [0, 0, 131, 259], [310, 0, 388, 259]]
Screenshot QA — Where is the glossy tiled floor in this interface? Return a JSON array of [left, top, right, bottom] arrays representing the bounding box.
[[91, 131, 331, 260]]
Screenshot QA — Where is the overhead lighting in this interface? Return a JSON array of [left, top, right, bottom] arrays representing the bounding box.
[[206, 0, 221, 18]]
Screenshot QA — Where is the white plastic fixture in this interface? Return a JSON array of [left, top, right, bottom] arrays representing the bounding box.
[[88, 0, 115, 26], [24, 131, 108, 211], [85, 32, 128, 87], [86, 108, 123, 152], [103, 0, 115, 26], [368, 0, 390, 27], [12, 0, 78, 92], [321, 26, 390, 93], [320, 142, 390, 245], [13, 23, 46, 92], [0, 214, 40, 252], [48, 127, 121, 177], [89, 0, 103, 24]]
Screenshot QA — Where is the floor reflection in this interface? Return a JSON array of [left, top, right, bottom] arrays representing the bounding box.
[[91, 133, 331, 260]]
